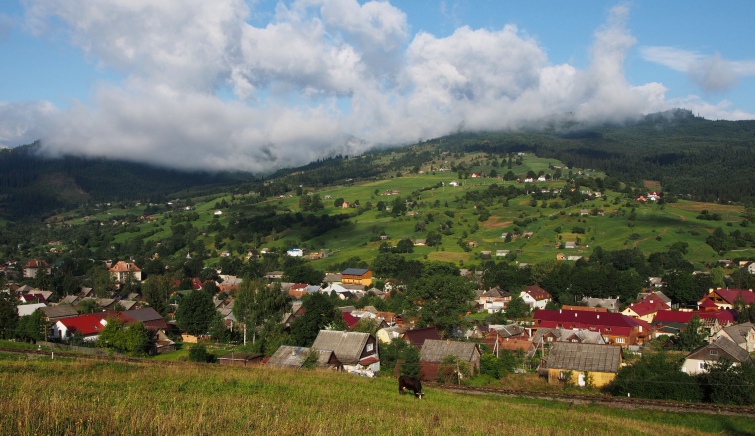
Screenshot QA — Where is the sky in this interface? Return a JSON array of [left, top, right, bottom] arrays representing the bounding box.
[[1, 0, 754, 173]]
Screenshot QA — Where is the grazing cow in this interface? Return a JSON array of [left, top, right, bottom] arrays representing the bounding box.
[[398, 375, 424, 399]]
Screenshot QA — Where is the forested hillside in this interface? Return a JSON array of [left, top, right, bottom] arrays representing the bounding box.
[[431, 109, 755, 204], [2, 109, 755, 221], [0, 142, 253, 220]]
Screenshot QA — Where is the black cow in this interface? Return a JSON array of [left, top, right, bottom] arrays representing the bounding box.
[[398, 376, 424, 399]]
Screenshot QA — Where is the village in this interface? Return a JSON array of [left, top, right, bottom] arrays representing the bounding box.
[[3, 254, 754, 399]]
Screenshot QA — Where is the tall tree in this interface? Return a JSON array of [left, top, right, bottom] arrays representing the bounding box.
[[679, 316, 706, 351], [233, 281, 290, 345], [290, 293, 342, 346], [0, 293, 18, 339], [176, 290, 216, 336], [142, 275, 172, 316], [408, 274, 474, 336], [505, 295, 530, 319]]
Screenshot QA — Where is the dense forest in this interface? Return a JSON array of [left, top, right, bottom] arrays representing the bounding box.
[[0, 142, 253, 219], [431, 109, 755, 204]]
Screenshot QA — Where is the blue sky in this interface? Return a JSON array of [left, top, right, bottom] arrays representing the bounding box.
[[1, 0, 754, 172]]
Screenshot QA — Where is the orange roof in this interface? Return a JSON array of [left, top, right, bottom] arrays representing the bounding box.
[[108, 260, 141, 272]]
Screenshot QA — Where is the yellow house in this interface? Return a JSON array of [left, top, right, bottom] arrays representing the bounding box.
[[544, 342, 623, 388], [341, 268, 373, 287]]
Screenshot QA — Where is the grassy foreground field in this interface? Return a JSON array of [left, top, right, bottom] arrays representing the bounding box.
[[1, 356, 753, 435]]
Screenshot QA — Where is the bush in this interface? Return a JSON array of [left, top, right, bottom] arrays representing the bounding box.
[[189, 344, 215, 363]]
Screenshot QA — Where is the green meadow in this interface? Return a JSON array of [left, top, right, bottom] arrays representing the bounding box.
[[1, 356, 752, 435]]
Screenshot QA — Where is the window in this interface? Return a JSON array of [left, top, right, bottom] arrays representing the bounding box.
[[559, 371, 566, 380], [699, 362, 706, 370], [709, 349, 718, 355], [615, 337, 625, 344], [366, 343, 374, 352]]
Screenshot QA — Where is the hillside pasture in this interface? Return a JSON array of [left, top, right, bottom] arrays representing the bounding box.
[[1, 356, 752, 435]]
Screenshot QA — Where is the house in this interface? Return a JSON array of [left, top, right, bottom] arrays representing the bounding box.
[[561, 305, 608, 313], [698, 288, 755, 310], [17, 303, 47, 317], [401, 326, 441, 350], [286, 248, 304, 257], [580, 297, 620, 312], [266, 346, 343, 370], [323, 272, 342, 284], [52, 313, 110, 341], [711, 322, 755, 352], [542, 343, 623, 387], [482, 328, 534, 356], [651, 309, 736, 338], [341, 268, 373, 287], [40, 305, 79, 322], [108, 260, 142, 284], [532, 327, 607, 346], [534, 309, 651, 346], [682, 336, 752, 375], [19, 293, 46, 304], [376, 326, 406, 344], [23, 259, 51, 279], [218, 276, 242, 293], [311, 330, 380, 375], [621, 296, 670, 322], [520, 285, 551, 310], [418, 339, 481, 381], [121, 307, 168, 332], [477, 287, 511, 313]]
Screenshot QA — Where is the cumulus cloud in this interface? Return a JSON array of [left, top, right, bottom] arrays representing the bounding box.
[[1, 1, 751, 172], [641, 46, 755, 93]]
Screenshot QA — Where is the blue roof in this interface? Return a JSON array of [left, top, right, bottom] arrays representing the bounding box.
[[342, 268, 370, 276]]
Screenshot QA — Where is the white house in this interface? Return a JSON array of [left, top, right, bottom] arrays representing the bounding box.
[[53, 314, 109, 342], [286, 248, 304, 257], [520, 285, 552, 310], [682, 336, 752, 375]]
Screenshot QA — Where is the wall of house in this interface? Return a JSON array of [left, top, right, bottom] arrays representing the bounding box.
[[547, 369, 615, 387], [682, 358, 708, 375]]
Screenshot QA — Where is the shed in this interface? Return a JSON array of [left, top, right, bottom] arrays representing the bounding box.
[[544, 342, 622, 387]]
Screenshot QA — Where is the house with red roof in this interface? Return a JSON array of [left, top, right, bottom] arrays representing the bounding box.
[[52, 313, 112, 341], [401, 326, 441, 350], [288, 283, 309, 299], [698, 288, 755, 310], [23, 259, 51, 279], [520, 285, 552, 310], [651, 309, 736, 338], [533, 309, 651, 346], [108, 260, 142, 284], [622, 295, 671, 322], [342, 311, 359, 329]]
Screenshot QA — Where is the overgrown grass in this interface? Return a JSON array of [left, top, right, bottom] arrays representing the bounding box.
[[1, 357, 752, 435]]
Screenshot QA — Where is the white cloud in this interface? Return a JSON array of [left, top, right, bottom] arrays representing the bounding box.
[[2, 1, 750, 172], [0, 101, 56, 147], [641, 46, 755, 93]]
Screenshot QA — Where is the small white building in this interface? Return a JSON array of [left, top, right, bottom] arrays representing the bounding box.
[[682, 336, 752, 375], [520, 285, 552, 310], [287, 248, 304, 257]]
